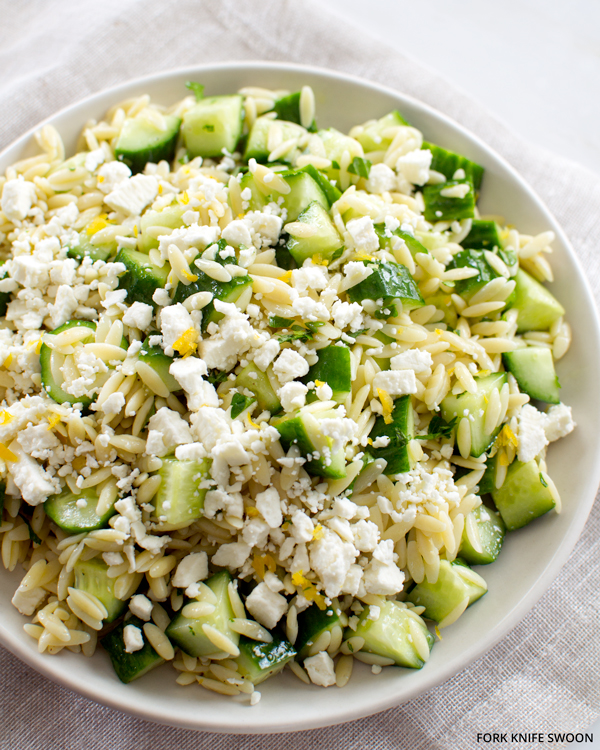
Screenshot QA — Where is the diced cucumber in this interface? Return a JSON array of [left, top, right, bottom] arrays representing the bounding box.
[[138, 204, 186, 253], [273, 91, 317, 131], [138, 344, 180, 393], [509, 269, 565, 333], [239, 169, 328, 222], [441, 372, 508, 457], [422, 179, 476, 223], [477, 455, 498, 496], [74, 558, 127, 623], [422, 142, 484, 191], [230, 392, 256, 419], [367, 395, 414, 475], [316, 128, 364, 179], [44, 487, 116, 534], [503, 346, 560, 404], [67, 229, 115, 262], [406, 559, 487, 623], [356, 111, 410, 153], [461, 219, 502, 252], [116, 248, 170, 307], [272, 406, 347, 479], [446, 248, 500, 300], [235, 634, 297, 684], [492, 459, 555, 530], [303, 344, 351, 404], [151, 456, 211, 531], [244, 116, 306, 163], [295, 164, 341, 207], [295, 604, 341, 660], [275, 244, 297, 271], [166, 571, 239, 657], [459, 505, 506, 565], [286, 201, 343, 265], [350, 601, 433, 669], [39, 320, 97, 408], [375, 224, 429, 258], [115, 114, 181, 173], [346, 261, 424, 313], [101, 615, 165, 683], [236, 363, 281, 415], [182, 95, 244, 158], [0, 261, 10, 316]]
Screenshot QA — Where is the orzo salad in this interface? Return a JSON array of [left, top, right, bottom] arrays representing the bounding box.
[[0, 82, 575, 702]]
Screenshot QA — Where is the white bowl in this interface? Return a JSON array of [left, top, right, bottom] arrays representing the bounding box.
[[1, 62, 599, 734]]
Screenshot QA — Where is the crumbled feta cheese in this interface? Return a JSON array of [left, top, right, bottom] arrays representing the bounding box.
[[395, 149, 432, 186], [147, 408, 193, 455], [365, 163, 397, 194], [319, 416, 357, 454], [211, 542, 251, 569], [169, 357, 218, 411], [291, 265, 329, 293], [371, 435, 390, 449], [343, 261, 374, 289], [9, 442, 57, 505], [346, 216, 379, 253], [255, 487, 282, 529], [152, 288, 172, 307], [243, 211, 283, 246], [48, 284, 79, 328], [97, 161, 131, 193], [16, 424, 60, 459], [104, 174, 159, 216], [291, 296, 330, 322], [250, 691, 261, 706], [304, 651, 336, 687], [352, 519, 380, 552], [1, 178, 36, 222], [221, 219, 252, 247], [84, 148, 105, 173], [253, 338, 280, 372], [160, 303, 195, 356], [290, 509, 315, 543], [332, 300, 364, 331], [273, 349, 309, 385], [309, 527, 357, 598], [199, 300, 256, 371], [543, 403, 575, 442], [129, 594, 153, 621], [367, 605, 381, 621], [372, 370, 418, 396], [245, 582, 288, 630], [122, 302, 153, 331], [123, 624, 144, 653], [440, 183, 471, 199], [171, 552, 208, 589], [517, 404, 548, 463], [102, 391, 126, 417], [174, 442, 208, 461], [390, 349, 433, 376], [315, 382, 333, 401], [279, 381, 308, 411], [363, 555, 405, 596], [341, 564, 363, 596]]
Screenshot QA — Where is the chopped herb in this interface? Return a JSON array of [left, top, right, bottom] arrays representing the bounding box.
[[207, 370, 229, 385], [231, 393, 256, 419], [539, 473, 548, 488], [331, 160, 341, 170], [276, 321, 324, 343], [185, 81, 205, 101], [424, 414, 457, 440], [269, 316, 295, 328], [345, 328, 368, 339], [19, 513, 41, 545], [374, 303, 398, 320], [347, 157, 372, 179], [178, 153, 191, 165], [203, 124, 215, 132]]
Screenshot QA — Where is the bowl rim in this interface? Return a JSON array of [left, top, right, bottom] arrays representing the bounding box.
[[1, 59, 599, 735]]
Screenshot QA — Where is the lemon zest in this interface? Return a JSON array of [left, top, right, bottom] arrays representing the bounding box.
[[181, 269, 198, 283], [247, 413, 261, 430], [312, 254, 329, 267], [86, 215, 109, 235], [312, 524, 324, 541], [435, 625, 442, 641], [280, 270, 292, 284], [0, 443, 18, 462], [377, 388, 394, 425], [0, 411, 13, 426], [158, 183, 163, 195], [478, 369, 491, 377], [3, 353, 12, 368], [245, 506, 260, 517], [133, 224, 138, 237], [172, 328, 197, 357], [353, 251, 373, 262], [180, 191, 190, 205], [47, 413, 61, 430]]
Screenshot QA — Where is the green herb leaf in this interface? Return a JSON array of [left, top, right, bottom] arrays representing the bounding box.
[[347, 157, 372, 179], [424, 414, 457, 440], [276, 321, 323, 343], [178, 153, 191, 165], [331, 160, 341, 170], [231, 393, 256, 419], [269, 316, 295, 328], [19, 513, 41, 545], [207, 370, 229, 385], [186, 81, 205, 101], [345, 328, 368, 339]]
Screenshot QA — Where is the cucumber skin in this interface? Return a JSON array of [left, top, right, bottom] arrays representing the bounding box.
[[422, 142, 484, 191], [116, 248, 170, 307], [286, 201, 343, 265], [151, 457, 211, 531], [44, 487, 116, 534], [460, 219, 502, 251], [446, 248, 500, 299], [356, 111, 410, 153], [101, 616, 165, 684], [183, 95, 244, 158], [67, 231, 114, 262], [236, 363, 281, 415], [502, 347, 561, 404], [236, 634, 297, 685], [367, 395, 414, 475], [347, 261, 424, 311], [74, 557, 127, 623], [138, 345, 180, 393], [492, 459, 555, 531], [295, 604, 341, 660], [509, 269, 565, 333], [375, 224, 429, 258], [303, 344, 351, 403], [422, 179, 476, 223], [459, 505, 506, 565], [273, 91, 317, 132], [39, 320, 97, 408], [115, 114, 181, 174]]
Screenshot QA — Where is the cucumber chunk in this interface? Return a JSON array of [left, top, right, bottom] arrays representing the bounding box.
[[0, 261, 10, 316], [375, 224, 429, 258], [166, 571, 239, 657], [44, 487, 116, 534], [138, 204, 186, 253], [236, 363, 281, 415], [235, 634, 297, 684], [459, 505, 506, 565], [492, 459, 555, 530], [138, 344, 180, 393], [445, 248, 500, 300], [244, 116, 306, 163], [303, 344, 351, 404], [39, 320, 97, 408], [350, 601, 433, 669], [182, 95, 244, 158], [406, 559, 487, 623], [116, 248, 170, 307], [356, 111, 410, 154], [422, 142, 484, 191], [67, 229, 115, 262], [74, 558, 127, 623], [503, 346, 560, 404], [272, 406, 347, 479], [295, 604, 341, 660], [101, 615, 165, 683], [239, 170, 328, 222], [273, 91, 317, 131], [441, 372, 508, 457], [115, 114, 181, 173], [286, 201, 343, 265], [346, 261, 424, 313], [509, 269, 565, 333], [461, 219, 502, 251], [151, 456, 211, 531], [295, 164, 341, 207], [422, 179, 476, 223], [367, 395, 414, 475]]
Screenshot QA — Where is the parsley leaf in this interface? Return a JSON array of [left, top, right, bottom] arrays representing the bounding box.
[[347, 157, 372, 179], [423, 414, 457, 440], [207, 370, 229, 385], [276, 321, 324, 343], [269, 316, 295, 328], [185, 81, 205, 101], [345, 328, 368, 339], [19, 513, 41, 545], [231, 393, 256, 419], [331, 160, 341, 170]]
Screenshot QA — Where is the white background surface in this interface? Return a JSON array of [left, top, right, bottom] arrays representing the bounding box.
[[322, 0, 600, 744]]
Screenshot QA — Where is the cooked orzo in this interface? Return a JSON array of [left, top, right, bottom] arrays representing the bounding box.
[[0, 82, 575, 702]]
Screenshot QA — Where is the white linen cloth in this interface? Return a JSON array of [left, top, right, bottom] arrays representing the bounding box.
[[1, 1, 599, 748]]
